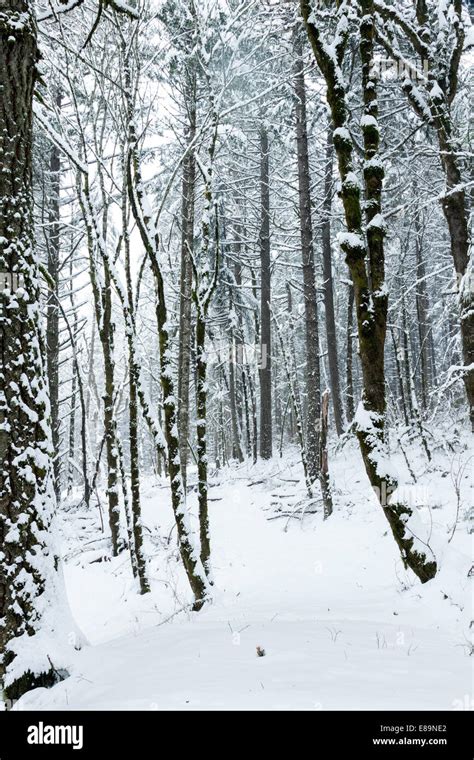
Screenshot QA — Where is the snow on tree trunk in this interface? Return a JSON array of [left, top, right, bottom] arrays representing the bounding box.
[[0, 1, 81, 702], [177, 70, 196, 493], [258, 124, 273, 460], [293, 35, 321, 478], [45, 99, 61, 502], [301, 0, 437, 583], [126, 114, 209, 609], [192, 99, 219, 580], [79, 174, 122, 559], [321, 127, 344, 435], [346, 283, 355, 422], [374, 0, 474, 430], [319, 390, 333, 519]]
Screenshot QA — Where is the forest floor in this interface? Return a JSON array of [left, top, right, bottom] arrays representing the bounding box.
[[16, 428, 472, 710]]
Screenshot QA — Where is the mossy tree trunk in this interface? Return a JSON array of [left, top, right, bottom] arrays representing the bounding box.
[[301, 0, 436, 583], [126, 111, 209, 610], [192, 106, 219, 579]]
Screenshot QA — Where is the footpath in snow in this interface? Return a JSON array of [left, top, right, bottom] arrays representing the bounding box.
[[16, 438, 473, 710]]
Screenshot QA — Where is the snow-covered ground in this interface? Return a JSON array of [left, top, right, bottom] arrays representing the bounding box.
[[16, 432, 473, 710]]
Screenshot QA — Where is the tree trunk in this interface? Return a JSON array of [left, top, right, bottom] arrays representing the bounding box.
[[248, 370, 258, 464], [293, 39, 321, 477], [230, 242, 245, 462], [177, 72, 196, 491], [127, 108, 209, 608], [123, 182, 149, 593], [273, 300, 313, 498], [390, 326, 409, 427], [374, 2, 473, 428], [321, 126, 344, 435], [100, 267, 122, 559], [258, 124, 272, 459], [67, 255, 78, 497], [0, 2, 74, 701], [228, 334, 244, 462], [414, 209, 432, 412], [301, 0, 437, 583], [402, 301, 414, 422], [319, 390, 333, 519], [193, 114, 219, 580], [195, 311, 211, 575], [346, 283, 355, 422], [437, 123, 474, 430], [80, 172, 121, 558], [241, 367, 252, 458], [46, 94, 61, 501]]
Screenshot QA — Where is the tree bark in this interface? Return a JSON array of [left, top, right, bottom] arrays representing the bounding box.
[[319, 390, 333, 519], [321, 127, 344, 435], [228, 334, 244, 462], [301, 0, 437, 583], [192, 111, 219, 580], [66, 255, 78, 497], [229, 239, 245, 462], [346, 283, 355, 422], [414, 206, 435, 411], [374, 0, 474, 429], [46, 93, 61, 501], [80, 173, 122, 559], [258, 124, 272, 459], [0, 1, 71, 700], [195, 310, 211, 574], [127, 111, 209, 609], [122, 177, 149, 593], [293, 39, 321, 478], [177, 71, 196, 491], [430, 101, 473, 429]]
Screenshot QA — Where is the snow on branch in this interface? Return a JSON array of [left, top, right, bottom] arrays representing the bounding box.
[[37, 0, 139, 24], [33, 102, 88, 174]]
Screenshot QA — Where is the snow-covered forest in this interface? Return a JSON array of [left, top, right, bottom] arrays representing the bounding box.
[[0, 0, 472, 713]]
